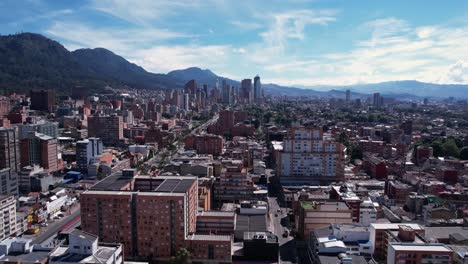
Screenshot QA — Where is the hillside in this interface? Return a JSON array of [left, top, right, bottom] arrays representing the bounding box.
[[0, 33, 182, 94]]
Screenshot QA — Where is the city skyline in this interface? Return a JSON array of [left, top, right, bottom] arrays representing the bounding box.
[[1, 0, 468, 86]]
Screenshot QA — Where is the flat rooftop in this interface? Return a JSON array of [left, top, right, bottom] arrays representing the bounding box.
[[91, 172, 132, 191], [186, 234, 231, 242], [49, 245, 120, 263], [390, 243, 452, 252]]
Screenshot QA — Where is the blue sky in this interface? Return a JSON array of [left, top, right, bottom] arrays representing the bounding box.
[[1, 0, 468, 86]]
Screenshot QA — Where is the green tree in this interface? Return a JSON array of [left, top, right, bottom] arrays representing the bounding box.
[[442, 138, 459, 157], [169, 248, 192, 264], [431, 140, 443, 157], [460, 147, 468, 160]]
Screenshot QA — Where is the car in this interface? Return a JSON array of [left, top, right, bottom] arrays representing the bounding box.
[[53, 216, 60, 220], [58, 213, 65, 217], [40, 223, 48, 227], [282, 230, 289, 237]]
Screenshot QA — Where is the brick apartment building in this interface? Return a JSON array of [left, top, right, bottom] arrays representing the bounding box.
[[185, 134, 224, 156], [87, 114, 123, 146], [81, 172, 232, 263]]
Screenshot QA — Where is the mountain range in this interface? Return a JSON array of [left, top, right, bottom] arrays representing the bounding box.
[[1, 32, 467, 99]]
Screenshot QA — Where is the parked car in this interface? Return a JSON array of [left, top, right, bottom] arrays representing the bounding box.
[[282, 230, 289, 237]]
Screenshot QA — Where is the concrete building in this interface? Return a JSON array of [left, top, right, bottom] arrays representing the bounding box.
[[196, 211, 236, 235], [241, 79, 253, 104], [0, 195, 17, 240], [214, 160, 258, 206], [87, 115, 123, 146], [297, 201, 353, 239], [369, 223, 425, 261], [278, 127, 345, 185], [0, 168, 18, 197], [76, 138, 103, 172], [18, 165, 44, 193], [30, 89, 56, 112], [243, 232, 279, 262], [387, 243, 453, 264], [49, 230, 123, 264], [0, 238, 50, 264], [21, 133, 59, 173], [18, 121, 59, 140], [253, 75, 262, 103], [0, 127, 20, 172]]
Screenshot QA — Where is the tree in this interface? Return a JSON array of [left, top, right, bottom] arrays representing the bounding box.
[[460, 147, 468, 160], [169, 248, 192, 264], [442, 138, 459, 157]]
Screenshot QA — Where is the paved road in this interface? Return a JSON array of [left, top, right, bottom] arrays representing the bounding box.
[[269, 196, 296, 263], [32, 205, 80, 245]]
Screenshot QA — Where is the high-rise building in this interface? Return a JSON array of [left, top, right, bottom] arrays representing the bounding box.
[[0, 127, 20, 172], [254, 75, 262, 102], [277, 127, 345, 185], [87, 115, 123, 146], [183, 93, 190, 111], [76, 138, 103, 172], [81, 174, 232, 262], [0, 195, 17, 240], [18, 121, 58, 139], [184, 80, 197, 95], [241, 79, 253, 104], [222, 80, 231, 104], [30, 89, 56, 112], [21, 133, 58, 173], [345, 90, 351, 102], [373, 93, 383, 107], [0, 168, 18, 197]]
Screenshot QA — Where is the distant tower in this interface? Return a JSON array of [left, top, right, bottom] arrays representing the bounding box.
[[373, 93, 383, 107], [345, 90, 351, 102], [241, 79, 253, 104], [254, 75, 262, 103]]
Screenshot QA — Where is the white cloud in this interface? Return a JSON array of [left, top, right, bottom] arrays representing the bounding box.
[[45, 21, 191, 55], [91, 0, 203, 25], [131, 45, 233, 73], [439, 60, 468, 84], [259, 9, 337, 52], [230, 20, 263, 31]]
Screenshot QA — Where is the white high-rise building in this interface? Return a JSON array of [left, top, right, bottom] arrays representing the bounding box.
[[277, 127, 345, 185]]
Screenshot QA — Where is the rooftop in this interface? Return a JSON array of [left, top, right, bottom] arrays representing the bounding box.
[[49, 245, 121, 263], [389, 243, 452, 252], [186, 234, 231, 242]]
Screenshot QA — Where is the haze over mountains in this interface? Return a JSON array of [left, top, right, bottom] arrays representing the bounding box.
[[1, 33, 467, 99]]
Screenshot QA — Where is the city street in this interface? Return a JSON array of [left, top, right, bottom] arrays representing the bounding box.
[[26, 204, 81, 245], [267, 169, 297, 263]]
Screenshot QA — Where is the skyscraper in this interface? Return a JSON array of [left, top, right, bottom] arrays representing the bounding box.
[[184, 93, 190, 111], [346, 89, 351, 102], [277, 127, 345, 185], [222, 80, 230, 104], [373, 93, 383, 107], [0, 127, 20, 172], [254, 75, 262, 102], [184, 80, 197, 95], [241, 79, 253, 104]]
